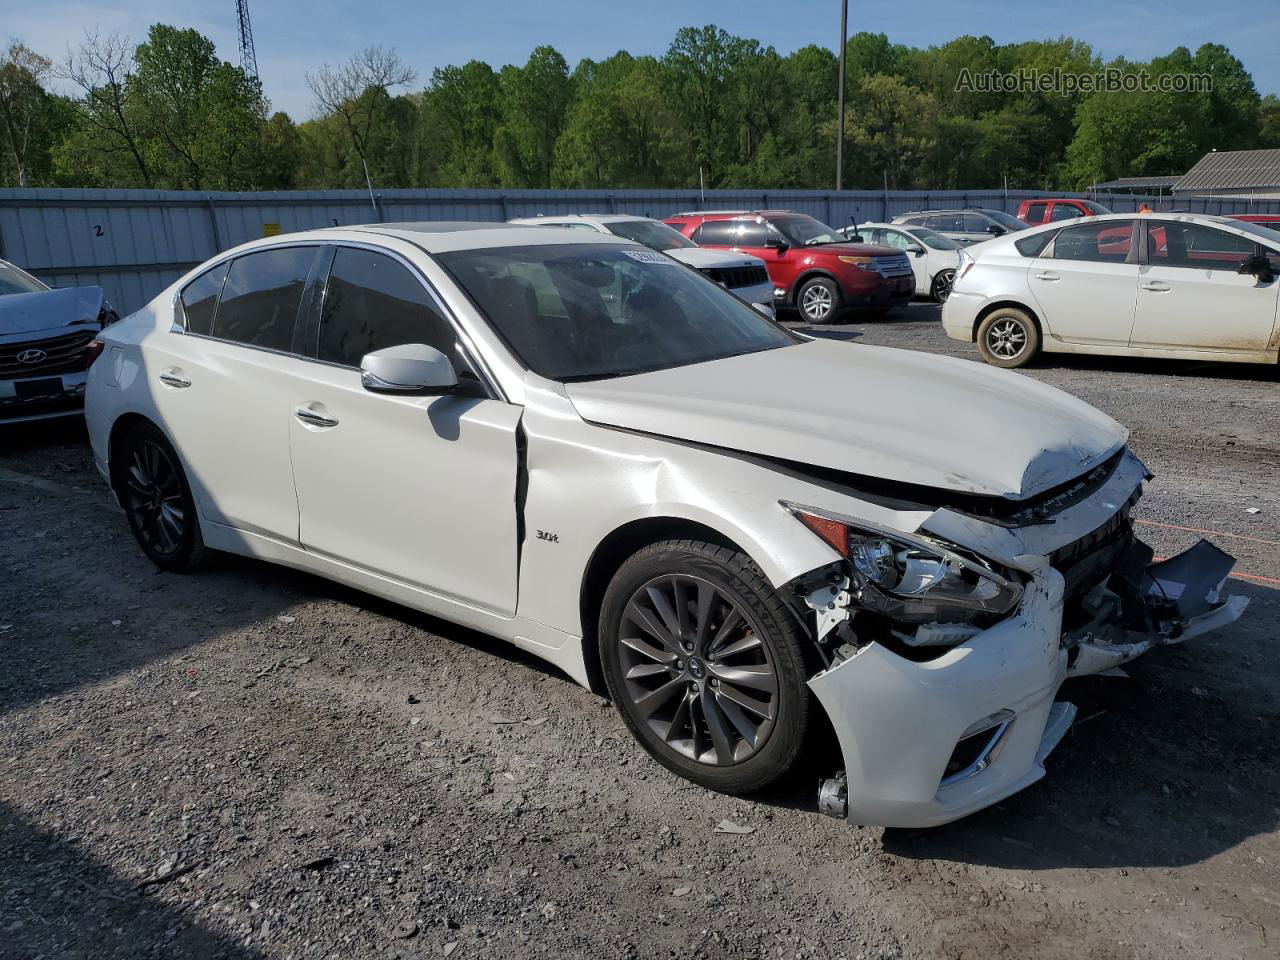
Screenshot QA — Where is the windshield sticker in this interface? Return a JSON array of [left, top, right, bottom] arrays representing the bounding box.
[[621, 249, 673, 264]]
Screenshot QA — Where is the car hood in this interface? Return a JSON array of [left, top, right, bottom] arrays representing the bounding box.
[[666, 248, 765, 270], [0, 285, 105, 336], [564, 340, 1127, 500]]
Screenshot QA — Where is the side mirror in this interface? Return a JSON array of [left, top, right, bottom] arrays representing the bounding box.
[[360, 343, 458, 395], [905, 243, 925, 255], [986, 225, 1005, 236], [846, 233, 865, 243], [1237, 253, 1275, 282]]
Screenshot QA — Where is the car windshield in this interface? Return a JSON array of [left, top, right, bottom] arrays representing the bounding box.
[[906, 227, 960, 250], [772, 215, 844, 246], [983, 210, 1029, 231], [0, 261, 49, 296], [437, 243, 799, 382], [605, 219, 697, 251]]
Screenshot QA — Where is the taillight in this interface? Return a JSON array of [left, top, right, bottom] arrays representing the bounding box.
[[85, 339, 106, 368]]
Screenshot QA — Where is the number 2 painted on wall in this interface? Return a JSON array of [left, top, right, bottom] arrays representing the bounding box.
[[94, 224, 104, 237]]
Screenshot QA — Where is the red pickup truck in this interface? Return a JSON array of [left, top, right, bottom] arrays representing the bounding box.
[[1016, 198, 1112, 225]]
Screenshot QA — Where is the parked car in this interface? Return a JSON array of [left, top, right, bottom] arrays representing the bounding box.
[[86, 222, 1247, 828], [508, 214, 774, 315], [892, 208, 1029, 246], [1, 258, 117, 423], [943, 212, 1280, 367], [663, 210, 913, 322], [1016, 198, 1112, 225], [841, 222, 962, 302]]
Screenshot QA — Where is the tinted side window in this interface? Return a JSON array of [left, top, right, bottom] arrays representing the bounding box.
[[1051, 221, 1134, 263], [1050, 204, 1081, 221], [692, 221, 737, 245], [214, 247, 315, 351], [179, 262, 229, 336], [928, 214, 963, 232], [318, 248, 462, 370], [1015, 231, 1056, 257], [1148, 222, 1257, 270], [1025, 203, 1047, 223], [735, 221, 770, 246], [963, 213, 992, 232]]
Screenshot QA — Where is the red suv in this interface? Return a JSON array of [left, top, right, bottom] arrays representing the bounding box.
[[1016, 198, 1112, 225], [663, 210, 913, 322]]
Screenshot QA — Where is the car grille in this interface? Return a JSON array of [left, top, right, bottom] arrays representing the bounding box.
[[1049, 507, 1136, 600], [0, 329, 96, 379], [873, 255, 914, 278], [701, 265, 770, 289]]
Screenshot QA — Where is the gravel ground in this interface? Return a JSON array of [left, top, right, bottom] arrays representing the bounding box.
[[2, 302, 1277, 960]]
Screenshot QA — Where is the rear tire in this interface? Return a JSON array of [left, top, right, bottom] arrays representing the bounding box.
[[114, 421, 207, 573], [598, 539, 813, 795], [976, 307, 1040, 368], [796, 277, 841, 324]]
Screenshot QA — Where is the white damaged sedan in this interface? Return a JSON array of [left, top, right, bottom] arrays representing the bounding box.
[[84, 223, 1249, 827]]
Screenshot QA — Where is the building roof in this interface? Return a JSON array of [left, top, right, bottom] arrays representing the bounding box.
[[1175, 149, 1280, 193], [1088, 176, 1182, 191]]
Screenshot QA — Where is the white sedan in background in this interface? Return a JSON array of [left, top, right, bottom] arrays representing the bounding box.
[[508, 214, 775, 314], [842, 223, 962, 302], [943, 212, 1280, 367], [85, 222, 1246, 827]]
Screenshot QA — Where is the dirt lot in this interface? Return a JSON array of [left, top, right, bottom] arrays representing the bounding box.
[[2, 303, 1277, 960]]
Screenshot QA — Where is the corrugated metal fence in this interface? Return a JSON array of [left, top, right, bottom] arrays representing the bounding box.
[[2, 187, 1278, 313]]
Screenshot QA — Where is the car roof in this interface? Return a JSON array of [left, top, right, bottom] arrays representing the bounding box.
[[507, 213, 650, 226], [668, 209, 799, 219]]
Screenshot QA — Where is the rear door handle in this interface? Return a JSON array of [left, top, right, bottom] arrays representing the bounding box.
[[294, 405, 339, 428], [158, 370, 191, 388], [1034, 272, 1060, 282], [1141, 281, 1171, 292]]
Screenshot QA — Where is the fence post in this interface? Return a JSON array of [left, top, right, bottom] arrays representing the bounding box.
[[205, 196, 223, 253], [499, 194, 508, 220]]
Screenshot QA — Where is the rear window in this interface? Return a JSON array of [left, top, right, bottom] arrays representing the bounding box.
[[213, 247, 316, 351]]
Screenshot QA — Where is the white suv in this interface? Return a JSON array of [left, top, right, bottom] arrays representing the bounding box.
[[943, 213, 1280, 367], [509, 214, 775, 314]]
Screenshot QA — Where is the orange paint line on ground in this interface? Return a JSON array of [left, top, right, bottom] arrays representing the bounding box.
[[1134, 518, 1280, 548]]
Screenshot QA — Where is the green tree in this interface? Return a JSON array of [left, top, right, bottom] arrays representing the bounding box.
[[0, 42, 53, 186], [494, 46, 573, 187]]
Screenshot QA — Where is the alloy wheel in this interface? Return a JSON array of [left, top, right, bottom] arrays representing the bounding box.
[[985, 318, 1027, 360], [122, 440, 186, 556], [616, 575, 778, 766], [933, 269, 955, 302], [801, 284, 834, 321]]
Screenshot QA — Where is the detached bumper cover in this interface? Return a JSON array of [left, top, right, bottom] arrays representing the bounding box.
[[807, 539, 1248, 829]]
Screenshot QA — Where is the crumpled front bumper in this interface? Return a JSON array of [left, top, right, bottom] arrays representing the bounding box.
[[807, 540, 1248, 829]]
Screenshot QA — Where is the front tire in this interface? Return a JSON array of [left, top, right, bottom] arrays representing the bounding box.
[[931, 268, 955, 303], [976, 307, 1040, 368], [115, 421, 207, 572], [796, 277, 841, 324], [598, 540, 812, 795]]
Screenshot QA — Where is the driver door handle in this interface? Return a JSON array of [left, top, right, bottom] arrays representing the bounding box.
[[158, 370, 191, 388], [1141, 281, 1171, 292], [294, 405, 339, 428], [1034, 272, 1060, 282]]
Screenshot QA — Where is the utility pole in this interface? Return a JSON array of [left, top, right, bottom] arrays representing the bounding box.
[[835, 0, 848, 190], [236, 0, 259, 80]]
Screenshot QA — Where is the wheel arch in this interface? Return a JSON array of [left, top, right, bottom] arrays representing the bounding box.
[[106, 411, 160, 490], [787, 268, 842, 306], [577, 516, 749, 697]]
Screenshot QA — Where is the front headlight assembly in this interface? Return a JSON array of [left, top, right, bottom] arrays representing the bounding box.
[[785, 503, 1023, 623]]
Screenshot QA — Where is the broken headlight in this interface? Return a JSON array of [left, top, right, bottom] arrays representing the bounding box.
[[786, 504, 1023, 623]]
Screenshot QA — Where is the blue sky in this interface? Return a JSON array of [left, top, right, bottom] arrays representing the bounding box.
[[15, 0, 1279, 119]]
